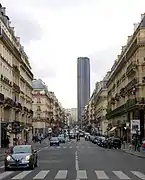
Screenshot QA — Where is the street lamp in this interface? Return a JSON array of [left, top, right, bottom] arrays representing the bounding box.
[[24, 126, 29, 144]]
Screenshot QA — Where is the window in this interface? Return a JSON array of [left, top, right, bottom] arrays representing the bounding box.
[[37, 106, 41, 111], [37, 98, 41, 103], [37, 113, 41, 118]]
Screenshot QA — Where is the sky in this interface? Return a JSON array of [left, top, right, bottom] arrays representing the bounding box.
[[1, 0, 145, 108]]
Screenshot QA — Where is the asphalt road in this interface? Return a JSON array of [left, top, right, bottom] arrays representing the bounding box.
[[0, 138, 145, 179]]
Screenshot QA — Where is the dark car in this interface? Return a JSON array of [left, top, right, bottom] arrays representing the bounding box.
[[4, 145, 38, 170], [50, 137, 60, 146], [107, 137, 121, 149]]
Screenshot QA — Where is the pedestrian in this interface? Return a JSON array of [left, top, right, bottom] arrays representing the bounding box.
[[5, 136, 10, 149]]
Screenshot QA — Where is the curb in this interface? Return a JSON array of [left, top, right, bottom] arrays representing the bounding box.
[[124, 150, 145, 158]]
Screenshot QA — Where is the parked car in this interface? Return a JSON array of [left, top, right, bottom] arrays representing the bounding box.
[[50, 137, 60, 146], [4, 145, 38, 170], [58, 134, 65, 143], [92, 136, 98, 144], [102, 139, 108, 148], [107, 137, 121, 149], [97, 136, 106, 147]]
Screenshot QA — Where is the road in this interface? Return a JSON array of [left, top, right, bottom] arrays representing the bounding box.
[[0, 138, 145, 179]]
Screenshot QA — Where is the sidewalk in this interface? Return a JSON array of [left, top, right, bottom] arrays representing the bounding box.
[[122, 143, 145, 158], [0, 148, 5, 161]]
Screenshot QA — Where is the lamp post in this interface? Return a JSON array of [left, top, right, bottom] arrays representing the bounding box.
[[24, 126, 29, 144], [135, 125, 139, 151]]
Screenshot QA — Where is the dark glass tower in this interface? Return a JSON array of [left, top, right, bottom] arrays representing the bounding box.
[[77, 57, 90, 125]]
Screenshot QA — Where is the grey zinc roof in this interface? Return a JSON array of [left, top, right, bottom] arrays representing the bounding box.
[[32, 79, 47, 90], [140, 15, 145, 27]]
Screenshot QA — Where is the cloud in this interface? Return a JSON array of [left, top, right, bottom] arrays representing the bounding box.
[[9, 13, 42, 44], [89, 45, 122, 93], [17, 0, 96, 9], [89, 45, 122, 80], [1, 1, 42, 44], [33, 67, 56, 79]]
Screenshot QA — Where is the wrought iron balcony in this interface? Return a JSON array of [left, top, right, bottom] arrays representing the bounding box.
[[126, 62, 137, 76], [13, 83, 20, 93], [0, 93, 4, 104], [4, 97, 14, 108]]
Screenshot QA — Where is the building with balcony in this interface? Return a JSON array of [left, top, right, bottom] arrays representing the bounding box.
[[82, 73, 110, 135], [93, 73, 110, 135], [82, 95, 95, 133], [106, 14, 145, 140], [32, 79, 65, 134], [0, 4, 33, 147], [32, 79, 52, 134]]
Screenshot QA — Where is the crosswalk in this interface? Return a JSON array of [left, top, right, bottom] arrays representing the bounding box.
[[0, 170, 144, 179]]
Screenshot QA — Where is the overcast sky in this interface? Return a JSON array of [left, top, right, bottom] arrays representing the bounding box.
[[1, 0, 145, 108]]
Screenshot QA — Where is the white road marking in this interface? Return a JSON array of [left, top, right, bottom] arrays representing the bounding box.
[[75, 151, 80, 180], [69, 146, 72, 148], [63, 147, 66, 148], [57, 146, 60, 148], [75, 151, 79, 170], [33, 170, 50, 179], [0, 165, 4, 169], [113, 171, 130, 179], [131, 171, 145, 179], [55, 170, 68, 179], [0, 171, 14, 179], [77, 170, 87, 179], [12, 171, 32, 179], [95, 170, 109, 179]]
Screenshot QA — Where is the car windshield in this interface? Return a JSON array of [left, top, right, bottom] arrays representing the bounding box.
[[51, 137, 58, 141], [12, 146, 32, 154]]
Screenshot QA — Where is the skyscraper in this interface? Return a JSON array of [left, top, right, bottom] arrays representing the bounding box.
[[77, 57, 90, 125]]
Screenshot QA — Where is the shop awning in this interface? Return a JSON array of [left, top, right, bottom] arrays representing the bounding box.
[[109, 127, 117, 132]]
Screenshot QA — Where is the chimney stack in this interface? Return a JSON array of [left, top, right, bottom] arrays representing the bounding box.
[[117, 55, 121, 59], [133, 23, 139, 31], [127, 36, 132, 43], [0, 7, 6, 15], [10, 27, 15, 35], [16, 37, 20, 43], [122, 46, 126, 52]]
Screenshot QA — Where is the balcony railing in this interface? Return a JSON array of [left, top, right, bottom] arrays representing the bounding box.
[[4, 97, 14, 108], [13, 83, 20, 93], [137, 38, 145, 45], [13, 65, 20, 73], [16, 102, 22, 110], [0, 93, 4, 104], [106, 97, 145, 119], [126, 62, 137, 76]]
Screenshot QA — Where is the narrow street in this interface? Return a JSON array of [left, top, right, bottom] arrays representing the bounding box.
[[0, 138, 145, 179]]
